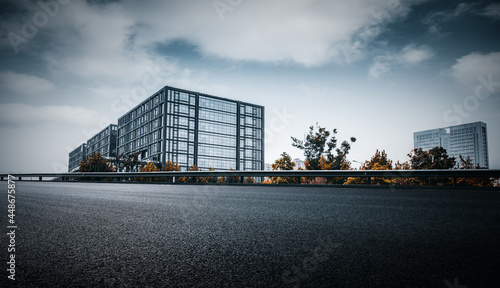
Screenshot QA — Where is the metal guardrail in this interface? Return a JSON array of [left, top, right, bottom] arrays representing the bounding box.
[[1, 169, 499, 182]]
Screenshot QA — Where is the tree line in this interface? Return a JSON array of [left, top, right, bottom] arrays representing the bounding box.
[[267, 124, 495, 187], [76, 123, 496, 187], [77, 151, 255, 183]]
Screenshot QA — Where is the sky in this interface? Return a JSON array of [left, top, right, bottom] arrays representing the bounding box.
[[0, 0, 499, 173]]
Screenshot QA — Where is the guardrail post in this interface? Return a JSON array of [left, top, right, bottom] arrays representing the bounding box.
[[240, 176, 244, 184], [452, 177, 456, 186], [39, 176, 42, 181], [19, 177, 22, 181]]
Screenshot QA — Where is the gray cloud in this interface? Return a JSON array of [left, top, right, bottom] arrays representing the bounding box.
[[1, 0, 426, 67], [481, 3, 500, 20], [450, 51, 500, 93], [0, 103, 102, 126], [369, 44, 434, 79], [0, 71, 56, 97]]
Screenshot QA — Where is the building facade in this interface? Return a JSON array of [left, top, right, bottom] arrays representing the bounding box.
[[86, 124, 118, 159], [68, 143, 87, 172], [294, 158, 306, 170], [116, 86, 264, 170], [414, 122, 489, 168]]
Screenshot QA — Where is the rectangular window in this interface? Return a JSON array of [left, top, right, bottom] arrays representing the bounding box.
[[179, 92, 189, 102], [179, 129, 188, 139], [179, 117, 188, 127], [199, 120, 236, 135], [179, 104, 189, 115], [178, 142, 187, 151]]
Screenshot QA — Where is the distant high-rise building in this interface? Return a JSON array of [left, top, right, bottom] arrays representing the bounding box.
[[414, 122, 489, 168], [116, 86, 264, 170], [293, 158, 305, 170], [86, 124, 118, 159], [264, 163, 272, 171], [68, 143, 87, 172], [67, 85, 264, 172]]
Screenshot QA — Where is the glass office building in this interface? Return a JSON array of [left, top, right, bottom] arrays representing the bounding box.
[[414, 121, 489, 168], [86, 124, 118, 159], [68, 143, 87, 172], [116, 86, 264, 170]]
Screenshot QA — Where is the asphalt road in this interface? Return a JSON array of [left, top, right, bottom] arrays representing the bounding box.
[[1, 182, 500, 287]]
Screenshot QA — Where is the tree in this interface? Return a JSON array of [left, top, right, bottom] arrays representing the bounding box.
[[137, 162, 159, 182], [196, 167, 219, 184], [408, 147, 456, 185], [185, 165, 201, 183], [345, 150, 394, 185], [160, 161, 181, 182], [226, 168, 240, 184], [78, 152, 114, 181], [272, 152, 296, 171], [292, 124, 356, 184], [271, 152, 297, 184], [393, 160, 416, 185], [409, 147, 455, 170], [364, 149, 393, 170], [208, 167, 220, 184], [291, 124, 356, 171], [394, 161, 411, 170], [456, 155, 493, 187], [116, 152, 141, 172], [244, 177, 257, 184]]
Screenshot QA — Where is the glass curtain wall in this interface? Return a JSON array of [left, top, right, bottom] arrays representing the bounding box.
[[117, 86, 264, 171]]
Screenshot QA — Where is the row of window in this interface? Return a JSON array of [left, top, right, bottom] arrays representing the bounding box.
[[415, 133, 440, 140], [451, 127, 478, 135], [121, 110, 163, 131], [199, 120, 236, 135], [166, 116, 195, 128], [87, 146, 110, 157], [240, 116, 262, 128], [165, 128, 195, 142], [199, 96, 237, 113], [241, 138, 262, 149], [118, 93, 165, 125], [241, 127, 263, 139], [240, 104, 263, 117], [69, 148, 86, 158], [198, 157, 237, 170], [119, 128, 262, 155], [120, 104, 265, 130], [87, 138, 116, 154], [169, 90, 196, 105], [242, 160, 263, 170], [119, 128, 162, 145], [119, 141, 163, 155], [240, 149, 263, 161], [199, 144, 236, 159], [198, 133, 237, 147], [199, 108, 237, 124]]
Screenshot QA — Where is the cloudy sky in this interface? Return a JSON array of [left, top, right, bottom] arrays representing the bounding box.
[[0, 0, 499, 173]]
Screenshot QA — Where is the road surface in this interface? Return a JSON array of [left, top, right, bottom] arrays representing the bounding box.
[[2, 182, 499, 287]]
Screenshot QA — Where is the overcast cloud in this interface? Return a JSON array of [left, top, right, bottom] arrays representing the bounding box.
[[0, 0, 499, 172]]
